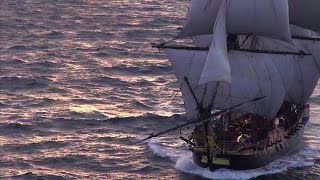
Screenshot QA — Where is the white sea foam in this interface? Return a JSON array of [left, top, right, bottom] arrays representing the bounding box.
[[148, 140, 317, 179], [148, 139, 182, 161], [174, 153, 289, 180]]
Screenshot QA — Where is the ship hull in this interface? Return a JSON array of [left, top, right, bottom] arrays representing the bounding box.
[[191, 106, 309, 170], [193, 127, 304, 170], [192, 123, 305, 170]]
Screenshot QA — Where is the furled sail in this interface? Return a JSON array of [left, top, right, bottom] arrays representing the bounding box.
[[198, 0, 230, 85], [289, 0, 320, 33], [179, 0, 292, 42], [164, 48, 285, 120]]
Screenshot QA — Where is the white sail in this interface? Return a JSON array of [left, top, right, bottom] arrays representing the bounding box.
[[193, 25, 318, 51], [198, 0, 231, 85], [227, 0, 291, 42], [165, 48, 285, 119], [264, 58, 286, 118], [289, 0, 320, 33], [297, 40, 320, 71], [179, 0, 292, 42], [290, 25, 313, 37], [164, 49, 214, 119], [271, 55, 319, 105], [191, 25, 320, 107], [178, 0, 222, 38], [239, 25, 320, 67], [290, 26, 320, 71], [238, 28, 320, 105], [213, 51, 285, 119], [238, 26, 319, 52], [193, 35, 213, 48]]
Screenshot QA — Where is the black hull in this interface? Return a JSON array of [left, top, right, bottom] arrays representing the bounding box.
[[192, 125, 305, 170]]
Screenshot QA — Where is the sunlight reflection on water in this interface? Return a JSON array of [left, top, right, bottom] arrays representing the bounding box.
[[0, 0, 319, 179]]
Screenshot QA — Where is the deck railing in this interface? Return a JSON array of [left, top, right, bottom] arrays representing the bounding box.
[[217, 119, 303, 153]]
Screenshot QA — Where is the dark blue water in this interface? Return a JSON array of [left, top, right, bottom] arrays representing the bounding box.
[[0, 0, 319, 179]]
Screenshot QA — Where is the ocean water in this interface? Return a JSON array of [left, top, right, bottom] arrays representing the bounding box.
[[0, 0, 319, 179]]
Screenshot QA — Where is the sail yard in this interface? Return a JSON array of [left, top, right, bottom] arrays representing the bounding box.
[[161, 0, 320, 121], [152, 0, 320, 170]]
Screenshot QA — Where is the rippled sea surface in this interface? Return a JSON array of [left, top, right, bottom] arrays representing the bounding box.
[[0, 0, 319, 179]]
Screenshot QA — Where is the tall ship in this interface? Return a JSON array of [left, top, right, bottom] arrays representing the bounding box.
[[142, 0, 320, 170]]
